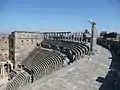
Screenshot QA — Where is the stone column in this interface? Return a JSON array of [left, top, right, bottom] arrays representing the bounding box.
[[62, 33, 64, 40], [51, 33, 52, 40], [74, 33, 76, 42], [64, 33, 66, 41], [81, 32, 83, 42], [0, 65, 2, 75], [44, 33, 46, 39], [90, 21, 97, 55], [65, 33, 67, 41], [53, 33, 54, 40], [70, 33, 73, 41], [67, 33, 69, 41], [73, 33, 75, 41], [7, 62, 9, 74], [78, 32, 80, 42], [86, 38, 88, 44], [1, 63, 4, 78], [56, 33, 58, 40], [10, 63, 13, 70], [69, 33, 71, 41], [43, 33, 45, 39], [75, 33, 77, 42], [51, 33, 53, 40], [46, 33, 48, 39], [47, 33, 49, 39], [50, 33, 52, 40], [63, 33, 65, 41], [68, 33, 70, 41], [76, 32, 78, 42], [59, 33, 61, 40], [45, 33, 47, 39], [48, 33, 50, 39], [53, 33, 55, 40]]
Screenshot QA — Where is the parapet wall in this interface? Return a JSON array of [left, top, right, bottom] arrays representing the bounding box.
[[97, 38, 120, 56]]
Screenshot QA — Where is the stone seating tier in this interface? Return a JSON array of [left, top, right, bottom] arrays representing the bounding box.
[[5, 39, 90, 90]]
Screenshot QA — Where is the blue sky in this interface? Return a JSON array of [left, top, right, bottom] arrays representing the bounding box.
[[0, 0, 120, 33]]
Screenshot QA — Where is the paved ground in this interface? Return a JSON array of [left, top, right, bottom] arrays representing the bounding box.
[[19, 45, 112, 90], [0, 77, 8, 90]]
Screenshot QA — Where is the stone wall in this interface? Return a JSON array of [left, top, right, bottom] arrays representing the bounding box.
[[0, 34, 9, 62], [9, 31, 43, 68], [97, 38, 120, 56]]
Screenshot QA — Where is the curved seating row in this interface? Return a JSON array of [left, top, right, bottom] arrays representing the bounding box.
[[22, 48, 51, 67], [5, 50, 64, 90], [41, 39, 90, 64], [21, 47, 40, 66], [5, 71, 31, 90], [24, 51, 64, 81]]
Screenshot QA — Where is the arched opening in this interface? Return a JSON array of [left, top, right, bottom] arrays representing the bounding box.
[[5, 41, 7, 45], [36, 43, 40, 47], [17, 64, 22, 69], [21, 40, 24, 45], [5, 54, 8, 59], [4, 64, 8, 74], [9, 64, 12, 72]]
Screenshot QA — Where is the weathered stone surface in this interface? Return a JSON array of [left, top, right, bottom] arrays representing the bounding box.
[[9, 31, 43, 67], [0, 34, 9, 61]]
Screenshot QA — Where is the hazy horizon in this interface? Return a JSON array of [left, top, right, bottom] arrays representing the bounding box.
[[0, 0, 120, 33]]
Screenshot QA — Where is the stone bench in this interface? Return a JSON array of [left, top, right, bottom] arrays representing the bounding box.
[[5, 71, 30, 90], [22, 51, 64, 81]]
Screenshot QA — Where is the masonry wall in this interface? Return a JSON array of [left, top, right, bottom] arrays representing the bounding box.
[[0, 34, 9, 61], [9, 31, 43, 67]]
